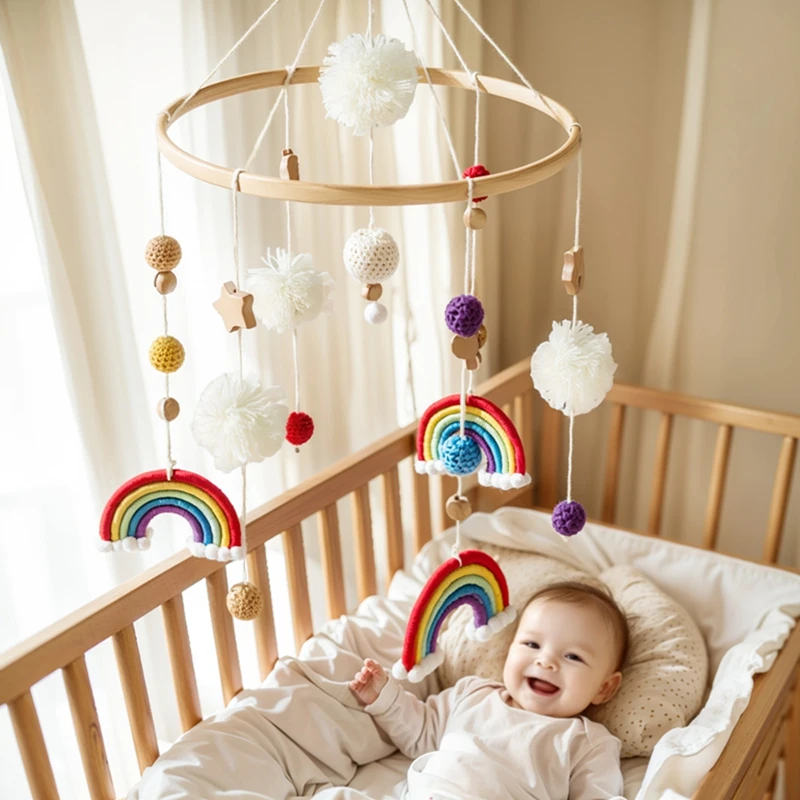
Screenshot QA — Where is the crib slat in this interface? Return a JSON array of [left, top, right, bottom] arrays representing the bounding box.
[[318, 504, 347, 619], [647, 413, 674, 535], [161, 594, 202, 732], [514, 391, 535, 494], [702, 424, 733, 550], [351, 484, 377, 602], [785, 677, 800, 800], [601, 404, 626, 523], [8, 691, 60, 800], [112, 625, 159, 773], [412, 468, 432, 555], [62, 655, 115, 799], [762, 436, 798, 563], [539, 404, 562, 509], [246, 545, 278, 680], [382, 465, 404, 590], [283, 524, 314, 651], [205, 569, 243, 703]]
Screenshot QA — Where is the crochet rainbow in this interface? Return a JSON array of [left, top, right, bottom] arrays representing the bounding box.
[[98, 469, 242, 561], [414, 394, 531, 490], [392, 549, 516, 683]]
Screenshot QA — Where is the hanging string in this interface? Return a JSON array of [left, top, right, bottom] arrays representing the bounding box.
[[423, 0, 473, 76], [366, 0, 374, 39], [368, 129, 376, 229], [169, 0, 286, 122], [452, 475, 464, 564]]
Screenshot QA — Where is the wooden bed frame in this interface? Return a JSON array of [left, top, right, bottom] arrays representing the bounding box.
[[1, 358, 799, 800]]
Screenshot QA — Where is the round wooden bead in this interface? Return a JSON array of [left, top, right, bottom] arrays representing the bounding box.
[[157, 397, 180, 422], [361, 283, 383, 301], [476, 324, 488, 349], [154, 271, 177, 294], [149, 335, 185, 373], [463, 207, 487, 230], [446, 494, 472, 522], [226, 582, 264, 621], [145, 235, 182, 271]]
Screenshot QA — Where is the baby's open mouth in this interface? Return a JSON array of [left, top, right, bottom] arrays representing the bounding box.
[[527, 677, 560, 696]]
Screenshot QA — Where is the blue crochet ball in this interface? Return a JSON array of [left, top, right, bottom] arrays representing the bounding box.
[[442, 436, 482, 475], [552, 500, 586, 536]]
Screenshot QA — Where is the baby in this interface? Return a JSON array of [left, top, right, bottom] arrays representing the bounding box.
[[350, 581, 629, 800]]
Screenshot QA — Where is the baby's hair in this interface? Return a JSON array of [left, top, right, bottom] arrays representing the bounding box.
[[521, 581, 630, 671]]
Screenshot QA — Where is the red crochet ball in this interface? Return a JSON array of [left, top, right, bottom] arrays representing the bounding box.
[[462, 164, 490, 202], [286, 412, 314, 446]]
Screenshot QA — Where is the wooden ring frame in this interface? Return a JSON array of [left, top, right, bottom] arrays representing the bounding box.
[[156, 66, 581, 207]]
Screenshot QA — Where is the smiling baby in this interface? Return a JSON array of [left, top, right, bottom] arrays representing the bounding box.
[[350, 581, 629, 800]]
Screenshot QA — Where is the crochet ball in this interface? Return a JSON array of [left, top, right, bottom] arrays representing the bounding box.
[[364, 301, 388, 324], [145, 235, 182, 270], [442, 436, 482, 476], [286, 411, 314, 446], [552, 500, 586, 537], [463, 165, 490, 202], [149, 335, 185, 373], [344, 228, 400, 284], [445, 294, 485, 338], [530, 320, 617, 416], [226, 582, 264, 621], [319, 33, 419, 136], [191, 374, 288, 473]]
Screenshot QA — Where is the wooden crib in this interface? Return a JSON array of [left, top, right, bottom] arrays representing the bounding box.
[[1, 358, 799, 800]]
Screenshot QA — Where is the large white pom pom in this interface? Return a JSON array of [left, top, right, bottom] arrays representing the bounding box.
[[247, 248, 334, 334], [344, 228, 400, 283], [530, 320, 617, 416], [191, 373, 288, 472], [319, 34, 419, 136]]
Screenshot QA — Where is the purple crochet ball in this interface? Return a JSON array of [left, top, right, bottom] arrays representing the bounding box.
[[552, 500, 586, 537], [445, 294, 485, 338]]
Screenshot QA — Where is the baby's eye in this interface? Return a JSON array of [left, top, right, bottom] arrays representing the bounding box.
[[565, 653, 584, 663], [524, 641, 540, 650]]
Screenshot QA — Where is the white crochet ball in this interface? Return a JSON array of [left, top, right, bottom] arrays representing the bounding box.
[[344, 228, 400, 283], [247, 248, 335, 334], [530, 320, 617, 416], [191, 373, 288, 472], [319, 33, 419, 136]]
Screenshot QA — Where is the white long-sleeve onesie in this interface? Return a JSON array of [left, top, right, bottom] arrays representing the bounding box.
[[364, 675, 624, 800]]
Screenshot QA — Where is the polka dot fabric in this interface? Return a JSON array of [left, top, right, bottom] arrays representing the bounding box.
[[436, 546, 708, 758]]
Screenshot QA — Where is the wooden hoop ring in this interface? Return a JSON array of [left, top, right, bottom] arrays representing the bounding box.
[[156, 66, 581, 207]]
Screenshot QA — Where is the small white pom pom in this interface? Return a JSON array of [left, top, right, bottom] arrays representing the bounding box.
[[364, 301, 388, 324], [230, 546, 245, 561], [217, 547, 232, 562], [510, 473, 530, 489], [344, 228, 400, 283], [488, 615, 505, 633], [531, 320, 617, 416], [122, 537, 138, 552], [475, 625, 492, 642], [192, 373, 288, 473], [187, 540, 205, 558], [478, 471, 492, 487], [414, 460, 426, 474], [392, 661, 409, 680], [112, 540, 123, 552], [204, 544, 219, 561], [137, 537, 151, 551], [145, 527, 155, 539], [96, 540, 112, 553], [319, 34, 419, 135]]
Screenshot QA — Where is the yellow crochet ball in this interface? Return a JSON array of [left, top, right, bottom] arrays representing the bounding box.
[[226, 582, 264, 621], [149, 335, 185, 373], [145, 235, 182, 271]]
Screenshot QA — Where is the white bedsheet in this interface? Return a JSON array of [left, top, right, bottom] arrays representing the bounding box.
[[132, 509, 800, 800]]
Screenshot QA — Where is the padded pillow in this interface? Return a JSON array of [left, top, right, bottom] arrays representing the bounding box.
[[437, 547, 708, 757]]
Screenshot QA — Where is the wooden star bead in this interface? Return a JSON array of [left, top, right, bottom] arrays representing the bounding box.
[[463, 207, 487, 230], [562, 246, 585, 295], [361, 283, 383, 301], [154, 271, 177, 294], [446, 494, 472, 522], [212, 281, 256, 333], [476, 324, 488, 350], [157, 397, 180, 422], [280, 148, 300, 181], [451, 334, 482, 371], [145, 235, 182, 271]]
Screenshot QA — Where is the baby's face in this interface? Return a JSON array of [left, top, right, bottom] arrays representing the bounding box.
[[502, 598, 622, 718]]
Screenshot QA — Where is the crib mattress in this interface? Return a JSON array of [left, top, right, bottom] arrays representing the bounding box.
[[131, 509, 800, 800]]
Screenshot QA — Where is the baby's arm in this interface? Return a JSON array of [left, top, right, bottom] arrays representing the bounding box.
[[350, 659, 459, 759], [569, 738, 626, 800]]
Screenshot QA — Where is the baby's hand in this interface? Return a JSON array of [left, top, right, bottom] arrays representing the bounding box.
[[349, 658, 388, 705]]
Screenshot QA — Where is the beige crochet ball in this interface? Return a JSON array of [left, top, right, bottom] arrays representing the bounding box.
[[148, 335, 185, 373], [343, 228, 400, 283], [145, 235, 182, 271], [226, 582, 264, 621]]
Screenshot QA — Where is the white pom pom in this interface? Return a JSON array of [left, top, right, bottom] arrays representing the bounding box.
[[364, 301, 388, 324], [145, 527, 155, 539], [344, 228, 400, 283], [204, 544, 219, 561], [112, 540, 123, 552], [137, 537, 151, 551], [392, 661, 409, 680], [192, 373, 288, 473], [187, 540, 205, 558], [230, 546, 245, 561], [531, 320, 617, 416], [319, 34, 419, 135], [475, 625, 492, 642], [247, 248, 335, 334], [217, 547, 232, 562], [96, 540, 112, 553], [414, 460, 427, 474], [425, 461, 439, 476], [478, 471, 492, 487], [122, 537, 138, 552]]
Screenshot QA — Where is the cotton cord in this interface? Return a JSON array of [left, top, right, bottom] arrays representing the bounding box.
[[169, 0, 286, 122], [424, 0, 473, 77], [368, 128, 376, 229], [156, 151, 166, 235], [366, 0, 374, 39], [292, 328, 300, 411]]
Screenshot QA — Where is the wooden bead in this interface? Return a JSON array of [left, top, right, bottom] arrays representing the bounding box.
[[212, 281, 257, 332], [154, 271, 177, 294], [463, 207, 487, 230], [562, 246, 585, 295], [145, 235, 181, 271], [446, 494, 472, 522], [280, 148, 300, 181], [157, 397, 180, 422], [451, 335, 482, 371], [476, 324, 488, 350], [361, 283, 383, 301]]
